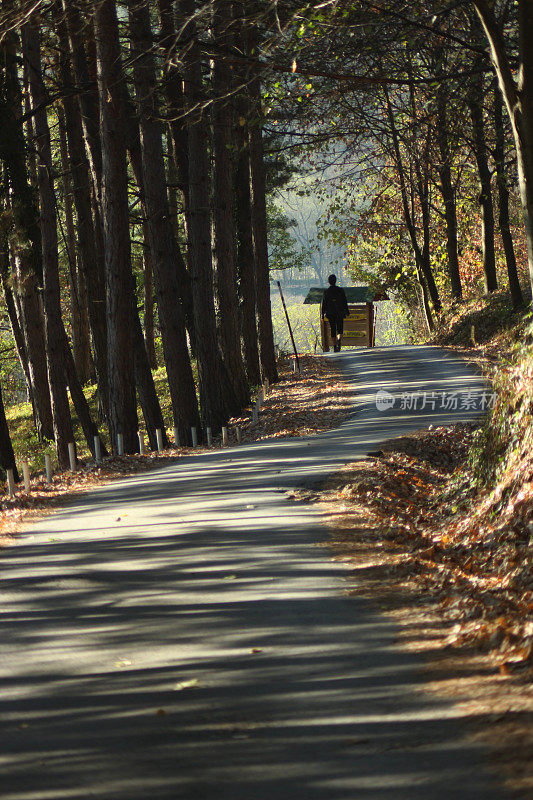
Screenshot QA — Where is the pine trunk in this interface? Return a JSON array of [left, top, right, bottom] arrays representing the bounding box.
[[248, 51, 278, 383], [128, 0, 200, 444], [181, 0, 234, 431], [57, 105, 93, 383], [0, 379, 18, 483], [95, 0, 138, 453], [0, 32, 53, 440], [436, 85, 462, 300], [235, 103, 261, 385], [468, 68, 498, 294], [212, 0, 250, 409], [55, 24, 109, 410], [23, 21, 74, 468]]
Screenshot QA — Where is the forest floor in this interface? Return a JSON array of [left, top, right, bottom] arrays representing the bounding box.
[[0, 353, 352, 542]]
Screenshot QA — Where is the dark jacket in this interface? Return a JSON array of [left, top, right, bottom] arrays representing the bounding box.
[[321, 285, 349, 320]]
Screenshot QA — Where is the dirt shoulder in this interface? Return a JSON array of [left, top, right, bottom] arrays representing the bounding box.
[[309, 422, 533, 799], [0, 354, 352, 540]]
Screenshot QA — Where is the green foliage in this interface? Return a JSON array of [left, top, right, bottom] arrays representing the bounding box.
[[267, 200, 311, 273]]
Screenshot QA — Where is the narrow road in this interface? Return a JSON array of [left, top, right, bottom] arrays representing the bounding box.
[[1, 347, 505, 800]]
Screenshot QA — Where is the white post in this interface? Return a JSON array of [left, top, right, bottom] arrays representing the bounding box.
[[191, 426, 198, 447], [173, 426, 180, 448], [68, 442, 77, 471], [252, 402, 259, 425], [222, 426, 228, 446], [257, 389, 264, 406], [22, 461, 30, 494], [117, 433, 124, 456], [156, 428, 163, 453], [6, 469, 15, 497], [206, 427, 212, 447], [138, 432, 146, 455], [44, 454, 53, 483], [236, 426, 242, 443], [94, 435, 102, 463], [292, 358, 298, 373]]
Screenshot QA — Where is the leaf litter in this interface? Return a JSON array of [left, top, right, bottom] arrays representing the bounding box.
[[318, 422, 533, 798]]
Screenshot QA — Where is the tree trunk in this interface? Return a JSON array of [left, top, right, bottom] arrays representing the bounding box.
[[157, 0, 190, 215], [94, 0, 138, 453], [0, 245, 32, 403], [0, 379, 18, 484], [235, 94, 261, 385], [212, 0, 250, 409], [436, 84, 462, 300], [0, 31, 53, 440], [493, 82, 524, 308], [142, 221, 157, 370], [468, 67, 498, 294], [180, 0, 234, 431], [23, 20, 74, 468], [61, 0, 103, 196], [384, 85, 439, 323], [61, 327, 108, 458], [127, 0, 200, 444], [57, 105, 93, 383], [55, 21, 109, 410], [474, 0, 533, 299], [248, 36, 278, 383], [132, 300, 168, 452]]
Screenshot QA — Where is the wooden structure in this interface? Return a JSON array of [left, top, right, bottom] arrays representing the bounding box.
[[303, 286, 388, 351]]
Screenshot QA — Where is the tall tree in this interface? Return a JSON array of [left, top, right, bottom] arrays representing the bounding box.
[[180, 0, 235, 431], [248, 21, 279, 383], [474, 0, 533, 299], [94, 0, 138, 453], [467, 63, 498, 294], [0, 28, 53, 440], [212, 0, 250, 408], [127, 0, 201, 444], [23, 19, 74, 467]]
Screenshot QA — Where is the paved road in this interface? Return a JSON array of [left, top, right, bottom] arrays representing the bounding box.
[[0, 347, 504, 800]]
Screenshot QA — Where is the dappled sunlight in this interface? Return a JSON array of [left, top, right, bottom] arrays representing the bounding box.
[[0, 347, 501, 800]]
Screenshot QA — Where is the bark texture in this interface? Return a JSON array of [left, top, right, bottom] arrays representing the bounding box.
[[95, 0, 138, 453]]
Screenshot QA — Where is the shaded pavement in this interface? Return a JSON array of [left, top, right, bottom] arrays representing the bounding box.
[[0, 346, 506, 799]]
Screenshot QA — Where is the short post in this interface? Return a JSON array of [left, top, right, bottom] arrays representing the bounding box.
[[236, 426, 242, 443], [117, 433, 124, 456], [68, 442, 77, 471], [6, 469, 15, 497], [138, 431, 146, 455], [206, 427, 213, 447], [257, 389, 264, 406], [191, 426, 198, 447], [156, 428, 164, 453], [222, 426, 228, 446], [44, 454, 53, 483], [94, 435, 102, 463], [292, 358, 298, 373], [252, 402, 259, 425], [173, 426, 180, 448], [22, 461, 30, 494]]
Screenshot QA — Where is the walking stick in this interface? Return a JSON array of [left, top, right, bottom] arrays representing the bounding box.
[[276, 281, 300, 372]]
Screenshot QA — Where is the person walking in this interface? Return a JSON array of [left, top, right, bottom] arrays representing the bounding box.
[[321, 274, 349, 352]]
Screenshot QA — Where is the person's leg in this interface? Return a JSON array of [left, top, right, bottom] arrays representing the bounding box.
[[337, 317, 344, 350], [329, 318, 339, 351]]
